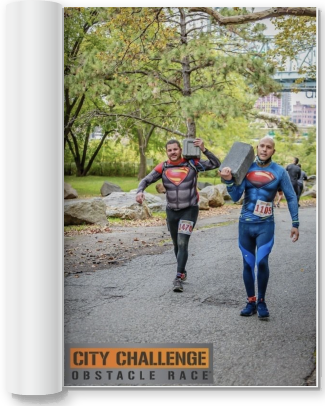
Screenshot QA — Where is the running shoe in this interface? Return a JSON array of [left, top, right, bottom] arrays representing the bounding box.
[[257, 300, 270, 319], [240, 301, 257, 316], [173, 278, 183, 292], [180, 271, 187, 281]]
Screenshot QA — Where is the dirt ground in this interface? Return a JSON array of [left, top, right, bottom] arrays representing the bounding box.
[[64, 205, 238, 276], [64, 199, 316, 278]]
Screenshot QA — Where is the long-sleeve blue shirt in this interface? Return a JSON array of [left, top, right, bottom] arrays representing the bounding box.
[[223, 162, 299, 228]]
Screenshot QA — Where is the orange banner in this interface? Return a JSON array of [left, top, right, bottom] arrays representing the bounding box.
[[70, 347, 210, 369]]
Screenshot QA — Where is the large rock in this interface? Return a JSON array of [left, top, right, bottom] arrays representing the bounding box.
[[103, 192, 152, 220], [143, 192, 166, 212], [100, 181, 123, 197], [302, 184, 317, 198], [305, 175, 316, 189], [64, 198, 108, 226], [130, 191, 166, 212], [199, 185, 224, 207], [197, 181, 213, 190], [215, 184, 232, 201], [198, 195, 209, 210], [64, 182, 78, 199], [156, 183, 166, 194]]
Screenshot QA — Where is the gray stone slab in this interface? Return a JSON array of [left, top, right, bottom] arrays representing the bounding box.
[[219, 142, 255, 185]]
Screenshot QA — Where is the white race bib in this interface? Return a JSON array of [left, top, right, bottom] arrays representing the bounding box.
[[178, 219, 194, 235], [253, 199, 273, 218]]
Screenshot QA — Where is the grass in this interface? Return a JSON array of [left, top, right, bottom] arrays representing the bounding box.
[[198, 220, 238, 230], [64, 176, 155, 197], [64, 175, 221, 198], [105, 214, 167, 224], [152, 211, 166, 219]]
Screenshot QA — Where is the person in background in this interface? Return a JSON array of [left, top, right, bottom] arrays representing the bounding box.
[[135, 138, 221, 293], [297, 163, 308, 206], [286, 157, 301, 202], [219, 137, 299, 320]]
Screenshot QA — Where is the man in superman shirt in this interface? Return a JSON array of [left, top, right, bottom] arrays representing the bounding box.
[[136, 138, 221, 292], [220, 137, 299, 319]]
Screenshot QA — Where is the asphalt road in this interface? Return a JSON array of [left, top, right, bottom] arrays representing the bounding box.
[[64, 206, 317, 387]]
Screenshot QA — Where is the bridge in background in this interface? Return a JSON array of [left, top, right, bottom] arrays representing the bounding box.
[[207, 11, 316, 97], [257, 35, 316, 97], [273, 71, 316, 96]]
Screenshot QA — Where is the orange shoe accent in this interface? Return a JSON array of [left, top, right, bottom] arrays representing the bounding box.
[[248, 296, 257, 303]]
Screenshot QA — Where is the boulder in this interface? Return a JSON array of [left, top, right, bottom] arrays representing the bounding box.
[[103, 192, 152, 220], [197, 181, 213, 190], [302, 184, 316, 198], [199, 185, 224, 207], [305, 175, 316, 189], [64, 198, 108, 226], [215, 184, 232, 201], [198, 195, 210, 210], [64, 182, 78, 199], [100, 181, 123, 197], [156, 183, 166, 194]]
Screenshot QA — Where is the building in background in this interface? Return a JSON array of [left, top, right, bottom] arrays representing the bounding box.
[[254, 93, 291, 117], [291, 101, 316, 126], [255, 93, 281, 115], [281, 93, 291, 116]]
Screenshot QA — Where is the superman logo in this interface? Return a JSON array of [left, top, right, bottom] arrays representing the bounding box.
[[165, 167, 190, 186], [246, 171, 275, 188]]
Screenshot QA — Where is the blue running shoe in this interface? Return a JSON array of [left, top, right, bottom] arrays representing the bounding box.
[[240, 301, 257, 317], [257, 300, 270, 319]]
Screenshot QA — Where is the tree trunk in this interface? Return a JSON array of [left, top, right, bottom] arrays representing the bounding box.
[[76, 166, 85, 177], [138, 147, 147, 180], [137, 125, 156, 180], [179, 8, 196, 139]]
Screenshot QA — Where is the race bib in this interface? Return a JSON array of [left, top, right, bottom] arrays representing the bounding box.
[[253, 199, 273, 217], [178, 219, 194, 235]]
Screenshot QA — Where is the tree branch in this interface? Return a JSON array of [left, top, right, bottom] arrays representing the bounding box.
[[121, 70, 183, 92], [254, 112, 298, 132], [84, 130, 114, 174], [93, 111, 186, 137], [188, 7, 316, 25]]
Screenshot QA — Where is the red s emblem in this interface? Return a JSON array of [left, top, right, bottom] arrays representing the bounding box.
[[246, 171, 275, 188], [165, 167, 190, 186]]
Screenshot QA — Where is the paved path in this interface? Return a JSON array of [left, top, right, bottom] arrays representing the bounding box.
[[64, 206, 317, 387]]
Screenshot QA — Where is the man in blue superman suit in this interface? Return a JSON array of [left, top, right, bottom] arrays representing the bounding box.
[[220, 137, 299, 319], [136, 138, 221, 293]]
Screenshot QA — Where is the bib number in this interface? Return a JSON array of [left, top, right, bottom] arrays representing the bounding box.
[[253, 200, 273, 218], [178, 219, 194, 235]]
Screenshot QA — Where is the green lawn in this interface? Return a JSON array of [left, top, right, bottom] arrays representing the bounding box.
[[64, 175, 221, 197], [64, 176, 144, 197]]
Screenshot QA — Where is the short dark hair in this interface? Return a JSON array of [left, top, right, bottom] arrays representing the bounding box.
[[294, 157, 299, 164], [165, 139, 181, 149]]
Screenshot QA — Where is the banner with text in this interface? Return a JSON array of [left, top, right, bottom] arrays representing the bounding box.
[[65, 343, 213, 386]]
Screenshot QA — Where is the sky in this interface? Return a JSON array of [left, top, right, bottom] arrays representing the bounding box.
[[291, 92, 316, 107], [254, 7, 317, 108]]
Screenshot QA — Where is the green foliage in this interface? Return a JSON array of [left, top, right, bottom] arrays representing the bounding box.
[[196, 114, 255, 159], [64, 7, 316, 179], [272, 127, 316, 174], [268, 15, 316, 81], [297, 127, 316, 174], [64, 224, 98, 232]]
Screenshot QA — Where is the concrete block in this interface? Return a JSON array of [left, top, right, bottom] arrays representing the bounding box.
[[219, 142, 255, 185], [182, 139, 201, 159]]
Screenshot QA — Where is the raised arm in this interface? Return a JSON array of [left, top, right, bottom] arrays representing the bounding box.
[[193, 138, 221, 170]]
